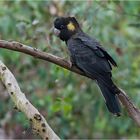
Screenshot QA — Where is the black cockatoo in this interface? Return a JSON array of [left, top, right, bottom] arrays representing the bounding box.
[[53, 17, 121, 116]]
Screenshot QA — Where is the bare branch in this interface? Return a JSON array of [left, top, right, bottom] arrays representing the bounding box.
[[0, 39, 140, 127], [0, 60, 60, 139], [0, 40, 84, 77], [118, 89, 140, 126]]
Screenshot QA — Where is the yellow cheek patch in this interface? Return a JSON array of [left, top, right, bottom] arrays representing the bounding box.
[[67, 22, 75, 31]]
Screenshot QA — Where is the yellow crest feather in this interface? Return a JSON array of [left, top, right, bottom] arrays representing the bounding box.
[[67, 22, 75, 31]]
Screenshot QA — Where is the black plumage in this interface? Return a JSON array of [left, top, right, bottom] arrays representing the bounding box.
[[53, 17, 121, 116]]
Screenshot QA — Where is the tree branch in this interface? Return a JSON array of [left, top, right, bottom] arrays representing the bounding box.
[[0, 40, 84, 77], [0, 39, 140, 128], [0, 60, 60, 139]]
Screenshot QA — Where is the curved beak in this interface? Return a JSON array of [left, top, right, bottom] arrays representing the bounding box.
[[53, 27, 60, 36]]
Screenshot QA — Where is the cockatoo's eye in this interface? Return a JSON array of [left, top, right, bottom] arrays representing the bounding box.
[[60, 25, 64, 29]]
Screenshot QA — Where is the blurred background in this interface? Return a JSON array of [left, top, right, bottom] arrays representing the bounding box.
[[0, 0, 140, 139]]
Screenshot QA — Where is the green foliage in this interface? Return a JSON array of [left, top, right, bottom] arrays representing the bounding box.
[[0, 0, 140, 139]]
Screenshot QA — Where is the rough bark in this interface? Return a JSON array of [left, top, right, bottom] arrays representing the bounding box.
[[0, 60, 60, 139]]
